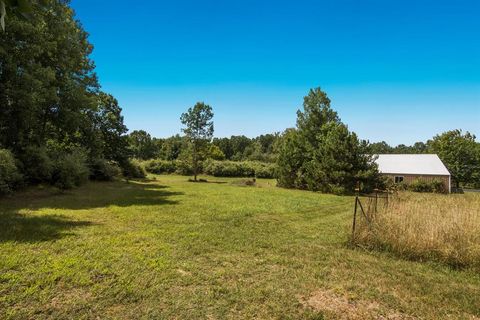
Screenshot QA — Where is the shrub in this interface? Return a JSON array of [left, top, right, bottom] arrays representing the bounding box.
[[51, 149, 90, 190], [121, 159, 146, 179], [203, 160, 276, 178], [203, 160, 253, 177], [408, 179, 445, 193], [250, 161, 276, 178], [175, 160, 194, 176], [19, 146, 53, 184], [144, 159, 177, 174], [0, 149, 23, 195], [90, 158, 121, 181]]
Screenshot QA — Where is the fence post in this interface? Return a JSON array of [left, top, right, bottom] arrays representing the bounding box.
[[352, 196, 358, 241]]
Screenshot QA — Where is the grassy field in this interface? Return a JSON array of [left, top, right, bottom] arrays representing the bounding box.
[[0, 175, 479, 319]]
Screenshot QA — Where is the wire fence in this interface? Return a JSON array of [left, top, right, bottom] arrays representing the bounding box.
[[351, 188, 391, 243]]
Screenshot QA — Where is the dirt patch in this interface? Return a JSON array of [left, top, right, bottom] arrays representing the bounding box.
[[300, 289, 415, 319], [48, 287, 93, 310]]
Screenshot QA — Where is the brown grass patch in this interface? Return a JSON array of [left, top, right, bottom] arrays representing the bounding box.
[[301, 289, 414, 319], [354, 192, 480, 269]]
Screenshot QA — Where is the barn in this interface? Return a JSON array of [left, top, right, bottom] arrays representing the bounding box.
[[374, 154, 451, 193]]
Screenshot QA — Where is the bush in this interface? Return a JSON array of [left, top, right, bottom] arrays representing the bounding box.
[[250, 161, 276, 178], [51, 149, 90, 190], [19, 146, 53, 184], [408, 179, 445, 193], [121, 159, 146, 179], [0, 149, 23, 195], [90, 158, 121, 181], [203, 160, 276, 178], [175, 160, 193, 176], [203, 160, 253, 177], [144, 159, 177, 174]]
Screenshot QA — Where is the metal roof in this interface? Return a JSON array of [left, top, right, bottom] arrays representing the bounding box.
[[374, 154, 450, 176]]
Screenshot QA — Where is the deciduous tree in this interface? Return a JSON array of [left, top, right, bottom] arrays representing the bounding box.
[[429, 130, 479, 188], [180, 102, 214, 181]]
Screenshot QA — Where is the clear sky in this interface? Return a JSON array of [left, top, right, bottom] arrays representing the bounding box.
[[70, 0, 479, 145]]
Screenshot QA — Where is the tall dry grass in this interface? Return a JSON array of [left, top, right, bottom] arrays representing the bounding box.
[[355, 192, 480, 269]]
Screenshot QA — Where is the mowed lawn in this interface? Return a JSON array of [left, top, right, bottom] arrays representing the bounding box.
[[0, 176, 479, 319]]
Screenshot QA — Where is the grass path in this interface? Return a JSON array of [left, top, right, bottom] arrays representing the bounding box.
[[0, 175, 479, 319]]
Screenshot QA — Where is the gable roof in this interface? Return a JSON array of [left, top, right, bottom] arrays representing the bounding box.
[[374, 154, 450, 176]]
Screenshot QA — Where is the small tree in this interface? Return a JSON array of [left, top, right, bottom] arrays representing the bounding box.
[[180, 102, 214, 181]]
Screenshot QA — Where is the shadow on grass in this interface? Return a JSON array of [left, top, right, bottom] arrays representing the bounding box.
[[0, 213, 94, 243], [0, 180, 184, 242], [3, 180, 184, 211]]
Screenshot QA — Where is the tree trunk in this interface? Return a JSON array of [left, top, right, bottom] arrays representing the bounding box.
[[193, 140, 198, 181]]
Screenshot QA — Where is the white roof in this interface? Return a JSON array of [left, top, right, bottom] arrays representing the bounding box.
[[374, 154, 450, 176]]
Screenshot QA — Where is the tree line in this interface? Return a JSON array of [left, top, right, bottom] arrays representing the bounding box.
[[126, 130, 280, 163], [1, 1, 478, 195]]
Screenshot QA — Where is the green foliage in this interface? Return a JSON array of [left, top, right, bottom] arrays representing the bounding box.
[[276, 88, 380, 194], [251, 161, 277, 178], [408, 179, 445, 193], [143, 158, 276, 178], [203, 160, 276, 178], [203, 160, 254, 177], [212, 134, 279, 162], [127, 130, 157, 160], [89, 158, 121, 181], [368, 141, 428, 155], [121, 159, 146, 179], [208, 144, 225, 160], [144, 159, 177, 174], [429, 130, 479, 188], [93, 93, 129, 163], [180, 102, 214, 181], [51, 149, 90, 190], [157, 134, 185, 160], [0, 148, 22, 194], [0, 1, 129, 192], [275, 129, 306, 188], [18, 146, 53, 183], [142, 159, 193, 176], [1, 0, 49, 31], [174, 159, 194, 176]]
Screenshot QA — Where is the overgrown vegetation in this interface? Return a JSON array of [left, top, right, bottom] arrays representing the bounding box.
[[354, 192, 480, 269], [143, 159, 277, 178], [407, 179, 445, 193], [203, 160, 276, 178]]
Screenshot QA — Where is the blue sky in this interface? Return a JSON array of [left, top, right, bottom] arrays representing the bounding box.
[[71, 0, 479, 145]]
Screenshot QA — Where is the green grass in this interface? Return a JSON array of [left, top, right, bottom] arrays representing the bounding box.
[[0, 175, 479, 319]]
